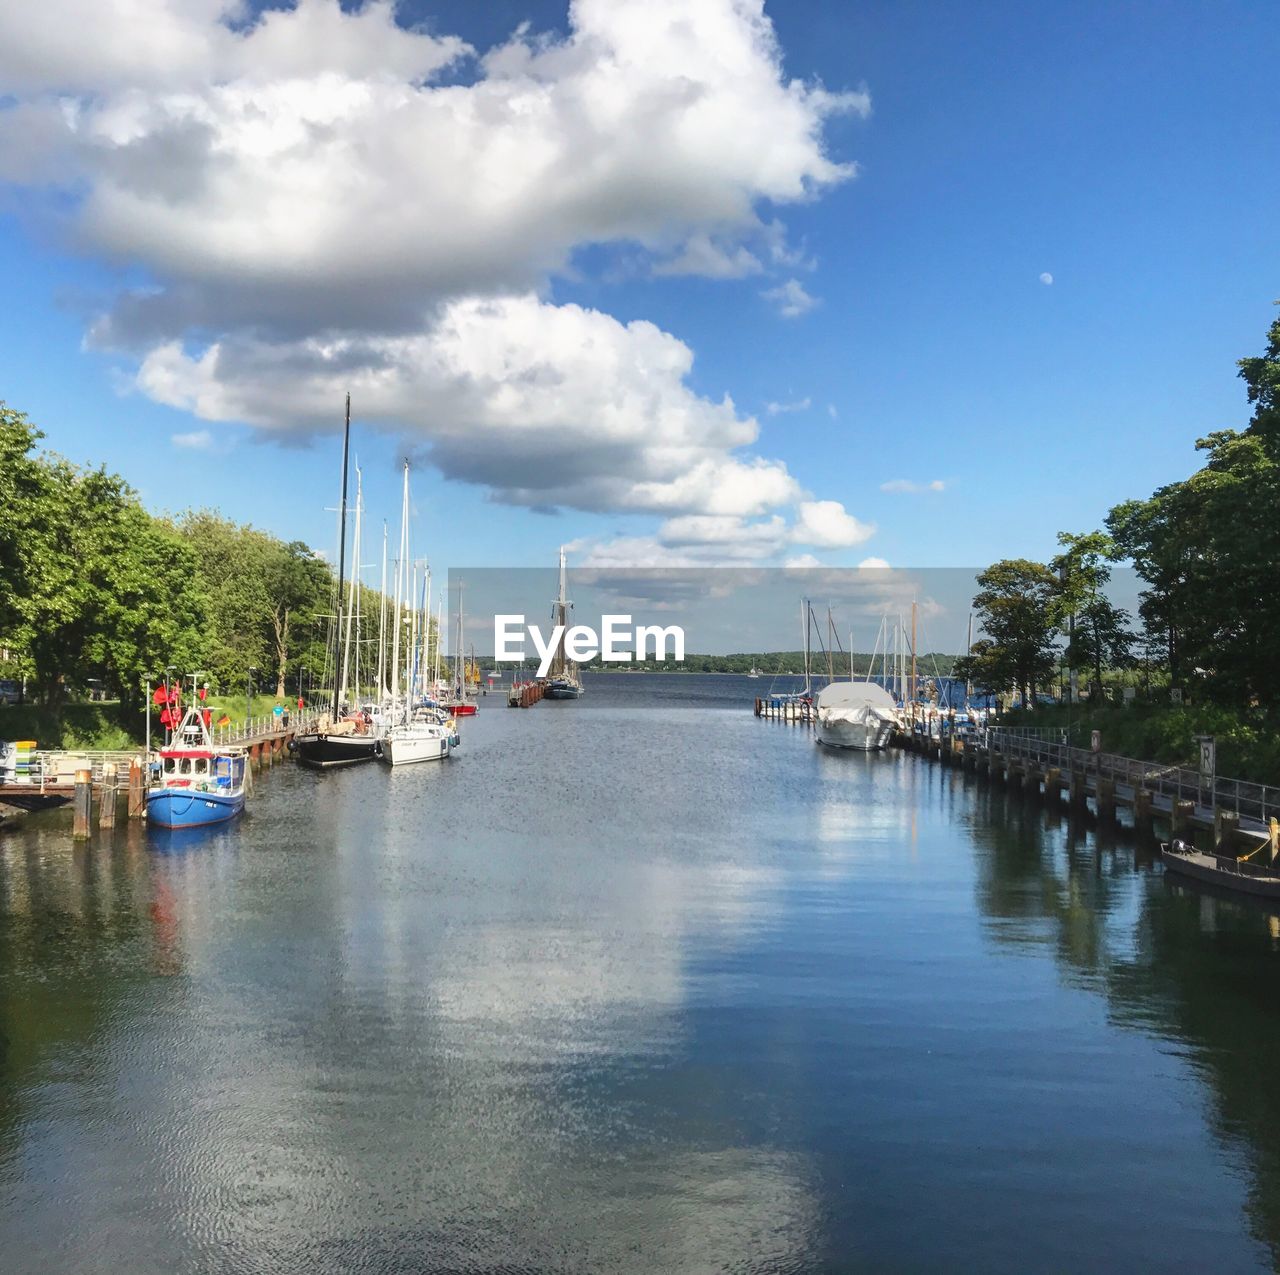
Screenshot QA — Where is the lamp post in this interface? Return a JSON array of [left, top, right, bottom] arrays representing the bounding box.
[[247, 666, 257, 734]]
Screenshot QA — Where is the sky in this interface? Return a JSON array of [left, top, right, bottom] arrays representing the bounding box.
[[1, 0, 1276, 587]]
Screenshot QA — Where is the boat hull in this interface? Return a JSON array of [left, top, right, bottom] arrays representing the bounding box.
[[292, 733, 381, 768], [544, 681, 583, 699], [146, 786, 244, 829], [1161, 846, 1280, 899], [380, 732, 453, 766], [815, 712, 896, 751]]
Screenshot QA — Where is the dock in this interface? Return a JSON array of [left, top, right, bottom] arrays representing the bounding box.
[[895, 716, 1278, 856], [754, 695, 814, 723], [0, 712, 322, 823]]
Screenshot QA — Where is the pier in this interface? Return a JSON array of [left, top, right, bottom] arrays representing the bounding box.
[[0, 712, 322, 822], [894, 716, 1278, 856], [754, 696, 814, 723]]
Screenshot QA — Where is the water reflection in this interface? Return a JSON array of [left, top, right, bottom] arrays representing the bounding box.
[[2, 677, 1280, 1270]]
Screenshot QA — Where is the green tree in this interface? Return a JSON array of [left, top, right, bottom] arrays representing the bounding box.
[[956, 559, 1060, 708], [1049, 530, 1133, 689]]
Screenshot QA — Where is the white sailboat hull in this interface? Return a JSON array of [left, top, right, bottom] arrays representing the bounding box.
[[815, 714, 895, 751], [380, 727, 453, 766]]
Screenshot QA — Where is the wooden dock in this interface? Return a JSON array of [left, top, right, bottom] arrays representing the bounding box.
[[894, 720, 1277, 856], [754, 696, 813, 723], [0, 713, 322, 822]]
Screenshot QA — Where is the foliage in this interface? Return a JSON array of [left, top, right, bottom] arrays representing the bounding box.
[[954, 559, 1060, 707], [1048, 530, 1133, 685]]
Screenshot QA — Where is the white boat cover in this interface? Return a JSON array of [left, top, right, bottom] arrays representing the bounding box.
[[815, 681, 898, 719]]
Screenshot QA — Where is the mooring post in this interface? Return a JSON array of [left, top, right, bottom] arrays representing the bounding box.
[[1133, 789, 1154, 839], [73, 768, 92, 840], [1043, 767, 1062, 805], [1270, 818, 1280, 865], [1172, 799, 1195, 838], [988, 752, 1003, 781], [1068, 769, 1086, 809], [1214, 810, 1240, 854], [1096, 777, 1116, 822], [127, 757, 145, 819], [1023, 767, 1041, 797], [98, 763, 117, 829]]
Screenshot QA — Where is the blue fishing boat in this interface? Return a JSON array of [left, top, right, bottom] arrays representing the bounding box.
[[147, 696, 248, 830]]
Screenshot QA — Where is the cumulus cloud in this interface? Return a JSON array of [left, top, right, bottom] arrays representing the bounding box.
[[857, 556, 890, 569], [762, 278, 818, 318], [879, 478, 945, 494], [1039, 272, 1054, 285], [171, 428, 214, 450], [0, 0, 874, 558]]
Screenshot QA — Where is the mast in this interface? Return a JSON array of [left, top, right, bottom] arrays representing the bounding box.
[[331, 393, 351, 718], [549, 546, 569, 679], [390, 461, 409, 711], [454, 579, 464, 695], [911, 600, 918, 705], [965, 611, 974, 703], [377, 522, 388, 699], [339, 465, 362, 707], [802, 597, 811, 696], [826, 605, 835, 684]]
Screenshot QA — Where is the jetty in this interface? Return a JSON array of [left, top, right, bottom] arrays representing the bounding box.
[[894, 711, 1279, 858], [0, 711, 322, 829]]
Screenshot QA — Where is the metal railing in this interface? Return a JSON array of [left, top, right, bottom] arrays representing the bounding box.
[[982, 727, 1280, 827]]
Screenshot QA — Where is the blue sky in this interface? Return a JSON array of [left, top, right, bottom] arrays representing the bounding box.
[[0, 0, 1276, 581]]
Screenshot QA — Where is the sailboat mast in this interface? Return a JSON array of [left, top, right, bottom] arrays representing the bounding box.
[[377, 522, 388, 699], [965, 611, 974, 703], [391, 461, 408, 709], [339, 466, 362, 707], [331, 393, 351, 718], [911, 600, 918, 705]]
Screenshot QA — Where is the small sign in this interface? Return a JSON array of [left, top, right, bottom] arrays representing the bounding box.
[[1091, 729, 1101, 753], [1170, 687, 1183, 704], [1197, 736, 1215, 781], [1123, 686, 1136, 704]]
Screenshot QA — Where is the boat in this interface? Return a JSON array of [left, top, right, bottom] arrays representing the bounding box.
[[814, 681, 899, 751], [747, 665, 761, 679], [543, 546, 584, 699], [381, 706, 457, 766], [445, 580, 480, 714], [293, 394, 382, 769], [147, 691, 248, 829], [1160, 839, 1280, 899]]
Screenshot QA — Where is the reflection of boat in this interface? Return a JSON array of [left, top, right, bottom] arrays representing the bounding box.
[[544, 546, 584, 699], [1161, 839, 1280, 899], [147, 694, 248, 829], [814, 681, 899, 751]]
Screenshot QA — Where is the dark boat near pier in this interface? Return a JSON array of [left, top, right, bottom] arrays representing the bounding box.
[[1160, 839, 1280, 899]]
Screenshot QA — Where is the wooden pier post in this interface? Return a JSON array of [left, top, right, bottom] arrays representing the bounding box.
[[1172, 799, 1195, 838], [1043, 767, 1062, 805], [1133, 789, 1153, 839], [988, 753, 1003, 781], [1068, 769, 1086, 809], [1269, 818, 1279, 865], [127, 758, 145, 819], [73, 768, 92, 840], [1023, 767, 1041, 797], [1096, 777, 1116, 822], [1214, 810, 1240, 854], [98, 763, 117, 829], [1006, 761, 1022, 789]]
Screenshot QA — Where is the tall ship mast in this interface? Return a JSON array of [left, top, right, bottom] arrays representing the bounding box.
[[544, 546, 584, 700]]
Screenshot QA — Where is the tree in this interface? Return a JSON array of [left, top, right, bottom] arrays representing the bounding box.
[[1049, 530, 1133, 689], [0, 405, 47, 647], [956, 559, 1060, 708]]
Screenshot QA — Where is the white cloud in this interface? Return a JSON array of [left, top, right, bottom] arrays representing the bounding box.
[[879, 478, 945, 494], [0, 0, 873, 555], [784, 553, 821, 569], [791, 500, 874, 547], [1039, 272, 1054, 286], [762, 278, 818, 319], [827, 403, 838, 419], [171, 428, 213, 450], [765, 396, 810, 415], [857, 556, 890, 569]]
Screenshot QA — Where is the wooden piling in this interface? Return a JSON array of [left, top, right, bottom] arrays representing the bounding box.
[[98, 763, 117, 829], [1068, 770, 1086, 808], [1270, 818, 1280, 865], [73, 768, 92, 840], [1133, 789, 1153, 838], [128, 757, 145, 819], [1214, 810, 1240, 854], [1096, 777, 1116, 822], [1043, 767, 1062, 804], [1172, 799, 1195, 838], [1023, 767, 1041, 797]]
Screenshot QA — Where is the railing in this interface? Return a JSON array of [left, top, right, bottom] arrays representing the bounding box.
[[15, 749, 144, 789], [982, 727, 1280, 827]]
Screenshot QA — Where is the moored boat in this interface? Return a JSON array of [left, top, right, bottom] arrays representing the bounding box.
[[814, 681, 899, 751], [147, 695, 248, 830], [542, 546, 584, 700], [380, 707, 457, 766], [1160, 838, 1280, 899]]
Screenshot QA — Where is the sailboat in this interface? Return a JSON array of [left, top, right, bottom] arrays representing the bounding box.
[[544, 546, 584, 699], [813, 613, 901, 751], [292, 395, 381, 768], [445, 580, 479, 715], [380, 463, 457, 765]]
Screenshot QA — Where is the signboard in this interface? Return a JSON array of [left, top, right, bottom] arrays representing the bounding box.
[[1170, 687, 1183, 704], [1091, 730, 1101, 754], [1123, 686, 1136, 704], [1197, 735, 1215, 781]]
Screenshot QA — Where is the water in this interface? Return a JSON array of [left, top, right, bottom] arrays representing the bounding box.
[[3, 673, 1280, 1272]]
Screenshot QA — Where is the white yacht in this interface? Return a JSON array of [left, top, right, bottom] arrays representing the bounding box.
[[380, 706, 457, 766], [814, 681, 899, 751]]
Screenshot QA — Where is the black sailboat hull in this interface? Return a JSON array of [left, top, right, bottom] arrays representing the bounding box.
[[291, 733, 381, 768]]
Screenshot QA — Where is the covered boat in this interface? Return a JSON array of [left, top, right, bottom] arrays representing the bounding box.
[[1161, 839, 1280, 899], [814, 681, 899, 751]]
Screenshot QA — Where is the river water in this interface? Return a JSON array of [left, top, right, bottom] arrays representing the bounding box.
[[3, 673, 1280, 1272]]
